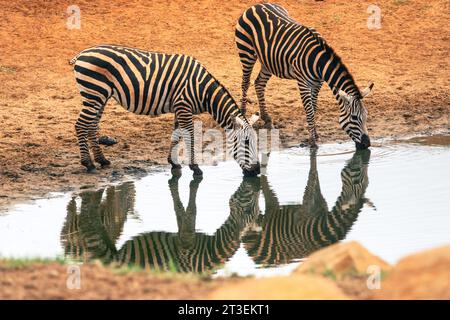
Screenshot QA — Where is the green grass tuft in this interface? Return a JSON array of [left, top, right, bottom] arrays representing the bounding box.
[[1, 256, 66, 269], [322, 268, 337, 281]]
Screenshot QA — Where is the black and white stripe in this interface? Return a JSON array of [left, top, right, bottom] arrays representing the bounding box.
[[70, 45, 260, 176], [117, 177, 260, 273], [243, 149, 371, 265], [61, 182, 135, 262], [61, 177, 260, 273], [235, 3, 374, 149]]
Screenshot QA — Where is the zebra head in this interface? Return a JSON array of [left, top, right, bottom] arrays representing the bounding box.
[[228, 112, 261, 177], [338, 83, 374, 150]]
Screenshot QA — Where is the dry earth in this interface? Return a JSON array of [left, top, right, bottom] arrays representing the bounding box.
[[0, 0, 449, 207], [2, 242, 449, 300]]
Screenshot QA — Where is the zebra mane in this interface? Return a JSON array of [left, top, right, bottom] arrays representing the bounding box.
[[203, 69, 243, 119], [309, 28, 362, 99]]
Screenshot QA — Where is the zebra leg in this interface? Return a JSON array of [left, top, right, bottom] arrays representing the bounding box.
[[168, 118, 182, 176], [88, 106, 111, 167], [168, 174, 184, 214], [176, 109, 203, 177], [301, 148, 328, 215], [255, 67, 273, 128], [311, 81, 322, 114], [236, 26, 257, 116], [298, 83, 319, 148], [260, 175, 280, 212], [239, 57, 256, 116], [75, 105, 98, 172]]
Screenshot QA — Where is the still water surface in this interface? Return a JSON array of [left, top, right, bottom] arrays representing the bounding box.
[[1, 136, 449, 277]]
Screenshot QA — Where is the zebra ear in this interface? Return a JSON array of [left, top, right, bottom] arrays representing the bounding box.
[[361, 82, 374, 99], [338, 90, 351, 103], [248, 112, 260, 126], [231, 113, 245, 128]]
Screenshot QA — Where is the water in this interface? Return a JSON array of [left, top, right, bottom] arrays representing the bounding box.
[[1, 135, 449, 277]]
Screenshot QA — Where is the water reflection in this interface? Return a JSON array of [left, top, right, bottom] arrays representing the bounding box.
[[61, 182, 135, 263], [244, 149, 371, 265], [61, 149, 371, 273]]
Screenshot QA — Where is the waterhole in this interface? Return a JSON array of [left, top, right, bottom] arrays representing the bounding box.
[[1, 135, 449, 277]]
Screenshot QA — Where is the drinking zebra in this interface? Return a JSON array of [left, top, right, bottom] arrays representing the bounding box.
[[70, 45, 260, 176], [117, 176, 260, 273], [61, 177, 261, 273], [61, 182, 135, 263], [243, 149, 371, 264], [235, 3, 374, 149]]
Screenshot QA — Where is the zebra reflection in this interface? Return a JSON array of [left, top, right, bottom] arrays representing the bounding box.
[[61, 177, 260, 273], [61, 182, 135, 263], [117, 176, 260, 273], [243, 149, 372, 265], [61, 150, 371, 272]]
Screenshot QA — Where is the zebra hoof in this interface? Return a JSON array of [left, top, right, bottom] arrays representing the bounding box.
[[309, 141, 319, 149], [96, 158, 111, 167], [192, 170, 203, 177], [171, 167, 182, 177], [190, 176, 203, 187], [168, 175, 181, 185], [189, 165, 203, 177], [262, 121, 274, 129], [81, 160, 96, 173]]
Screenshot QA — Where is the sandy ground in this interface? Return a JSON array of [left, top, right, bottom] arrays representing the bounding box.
[[0, 260, 369, 300], [0, 261, 219, 299], [0, 0, 449, 208]]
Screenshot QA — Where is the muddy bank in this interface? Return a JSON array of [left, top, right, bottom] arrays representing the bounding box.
[[0, 260, 219, 300], [2, 242, 449, 300], [1, 0, 449, 208]]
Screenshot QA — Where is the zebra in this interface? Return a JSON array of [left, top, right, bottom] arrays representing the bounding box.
[[61, 182, 135, 263], [70, 44, 261, 177], [235, 3, 374, 149], [61, 176, 260, 273], [242, 149, 372, 265], [117, 176, 260, 273]]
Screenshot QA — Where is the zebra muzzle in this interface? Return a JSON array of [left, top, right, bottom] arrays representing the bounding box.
[[356, 134, 371, 150], [243, 162, 261, 177]]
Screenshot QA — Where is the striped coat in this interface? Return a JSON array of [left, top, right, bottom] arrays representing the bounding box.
[[61, 177, 260, 273], [235, 3, 374, 149], [70, 45, 260, 176], [244, 149, 371, 264]]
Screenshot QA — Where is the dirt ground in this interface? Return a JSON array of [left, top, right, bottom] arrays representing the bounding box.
[[0, 0, 449, 208], [0, 260, 371, 300], [0, 261, 220, 299]]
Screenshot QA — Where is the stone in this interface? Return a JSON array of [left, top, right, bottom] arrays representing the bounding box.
[[296, 241, 391, 279], [375, 245, 450, 299]]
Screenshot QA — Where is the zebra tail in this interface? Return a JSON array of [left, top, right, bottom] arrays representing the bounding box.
[[68, 53, 81, 65]]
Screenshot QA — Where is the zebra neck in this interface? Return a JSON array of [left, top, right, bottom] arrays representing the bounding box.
[[202, 76, 240, 129], [319, 50, 361, 105]]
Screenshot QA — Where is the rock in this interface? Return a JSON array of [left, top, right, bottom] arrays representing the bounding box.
[[98, 136, 118, 146], [209, 275, 349, 300], [299, 142, 309, 148], [375, 245, 450, 300], [296, 241, 391, 279]]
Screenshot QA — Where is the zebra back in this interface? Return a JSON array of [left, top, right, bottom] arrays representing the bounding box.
[[116, 178, 260, 273]]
